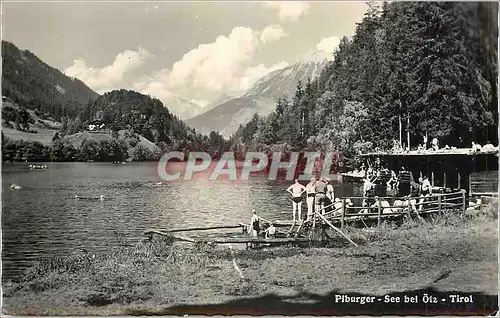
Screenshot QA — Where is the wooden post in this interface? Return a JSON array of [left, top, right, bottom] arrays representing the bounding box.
[[312, 210, 316, 229], [399, 99, 402, 148], [407, 198, 412, 217], [431, 171, 435, 186], [377, 197, 381, 226], [317, 213, 358, 247], [341, 198, 346, 229], [407, 111, 410, 150], [294, 221, 304, 238], [458, 172, 462, 190], [166, 224, 248, 233], [443, 172, 447, 188], [438, 194, 442, 214], [462, 189, 466, 214]]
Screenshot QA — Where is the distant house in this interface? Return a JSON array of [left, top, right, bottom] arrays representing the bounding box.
[[87, 121, 106, 132]]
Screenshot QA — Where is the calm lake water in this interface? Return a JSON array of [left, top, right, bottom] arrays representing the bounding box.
[[2, 162, 361, 280]]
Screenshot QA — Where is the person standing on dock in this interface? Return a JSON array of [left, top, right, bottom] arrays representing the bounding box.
[[418, 176, 432, 211], [387, 169, 397, 191], [397, 166, 411, 196], [325, 177, 335, 213], [362, 177, 373, 207], [305, 177, 316, 221], [314, 178, 327, 215], [287, 179, 306, 222], [249, 210, 260, 238], [325, 177, 335, 202]]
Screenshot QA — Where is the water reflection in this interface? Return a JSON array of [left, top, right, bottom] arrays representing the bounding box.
[[2, 162, 361, 280]]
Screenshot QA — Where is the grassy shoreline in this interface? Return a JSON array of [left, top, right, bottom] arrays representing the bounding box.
[[3, 207, 498, 316]]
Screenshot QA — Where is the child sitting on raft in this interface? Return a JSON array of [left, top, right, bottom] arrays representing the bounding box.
[[264, 223, 276, 239]]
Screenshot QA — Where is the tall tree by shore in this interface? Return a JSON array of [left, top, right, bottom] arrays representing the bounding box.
[[230, 2, 498, 168]]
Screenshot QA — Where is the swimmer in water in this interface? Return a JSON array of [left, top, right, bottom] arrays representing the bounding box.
[[10, 184, 21, 190], [99, 195, 105, 201]]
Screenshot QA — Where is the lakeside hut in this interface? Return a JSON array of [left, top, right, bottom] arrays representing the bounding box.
[[359, 148, 498, 197]]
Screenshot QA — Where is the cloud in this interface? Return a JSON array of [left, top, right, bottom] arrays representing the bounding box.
[[65, 47, 152, 92], [263, 1, 310, 21], [316, 36, 341, 53], [260, 24, 288, 44], [134, 25, 290, 104], [167, 26, 258, 92], [238, 61, 289, 92], [133, 79, 173, 102], [191, 99, 208, 107]]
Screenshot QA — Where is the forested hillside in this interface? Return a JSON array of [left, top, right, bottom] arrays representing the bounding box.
[[2, 90, 230, 162], [60, 90, 230, 159], [2, 41, 99, 121], [230, 2, 498, 169]]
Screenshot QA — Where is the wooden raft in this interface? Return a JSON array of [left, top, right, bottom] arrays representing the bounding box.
[[144, 228, 309, 245]]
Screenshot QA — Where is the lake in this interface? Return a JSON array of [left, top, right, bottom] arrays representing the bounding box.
[[2, 162, 361, 280]]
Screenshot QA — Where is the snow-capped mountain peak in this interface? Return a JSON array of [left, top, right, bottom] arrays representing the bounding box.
[[299, 50, 334, 64], [244, 51, 332, 100]]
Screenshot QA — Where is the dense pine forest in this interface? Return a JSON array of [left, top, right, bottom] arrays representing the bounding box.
[[229, 2, 498, 169]]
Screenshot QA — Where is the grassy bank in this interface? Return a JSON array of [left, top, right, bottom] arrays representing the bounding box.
[[3, 207, 498, 316]]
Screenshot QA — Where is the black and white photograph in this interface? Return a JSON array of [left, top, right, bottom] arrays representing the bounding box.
[[1, 1, 498, 316]]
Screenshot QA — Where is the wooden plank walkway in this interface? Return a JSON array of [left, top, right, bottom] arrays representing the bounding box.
[[145, 190, 468, 246], [144, 229, 309, 244]]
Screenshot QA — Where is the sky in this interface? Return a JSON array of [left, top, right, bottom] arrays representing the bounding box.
[[2, 1, 369, 106]]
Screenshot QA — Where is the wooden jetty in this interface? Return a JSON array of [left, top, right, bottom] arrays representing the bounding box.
[[340, 172, 364, 183], [145, 190, 468, 248], [144, 229, 310, 244]]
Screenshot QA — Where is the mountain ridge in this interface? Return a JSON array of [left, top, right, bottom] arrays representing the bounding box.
[[163, 94, 204, 120], [1, 40, 99, 120], [186, 51, 333, 137]]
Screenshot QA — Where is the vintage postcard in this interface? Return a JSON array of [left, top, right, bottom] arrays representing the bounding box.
[[1, 1, 498, 316]]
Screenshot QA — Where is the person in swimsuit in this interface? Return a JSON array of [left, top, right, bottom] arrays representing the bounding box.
[[305, 177, 316, 221], [314, 178, 327, 215], [418, 176, 432, 211], [287, 179, 306, 222], [249, 210, 260, 238], [324, 177, 335, 213], [362, 177, 375, 207], [264, 222, 276, 239]]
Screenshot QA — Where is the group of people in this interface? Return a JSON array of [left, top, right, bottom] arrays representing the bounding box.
[[394, 136, 498, 154], [247, 176, 336, 240], [360, 164, 411, 200], [248, 210, 276, 239], [286, 177, 335, 222], [249, 168, 436, 239]]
